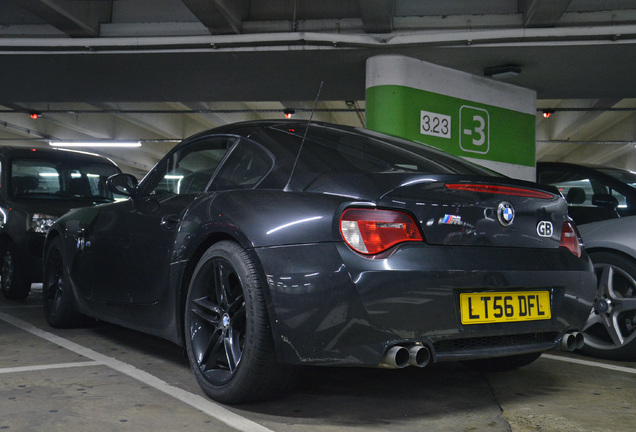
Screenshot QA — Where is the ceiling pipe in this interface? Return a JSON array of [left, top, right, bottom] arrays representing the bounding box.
[[0, 24, 634, 52], [537, 140, 636, 145]]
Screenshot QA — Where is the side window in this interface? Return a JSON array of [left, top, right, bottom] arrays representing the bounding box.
[[11, 160, 61, 196], [146, 136, 236, 196], [612, 190, 629, 210], [538, 170, 596, 207], [539, 170, 628, 208], [212, 139, 273, 191], [538, 168, 621, 224]]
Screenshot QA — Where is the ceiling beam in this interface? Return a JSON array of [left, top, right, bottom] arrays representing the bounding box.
[[181, 0, 249, 34], [358, 0, 394, 33], [537, 99, 622, 142], [10, 0, 112, 37], [520, 0, 572, 28], [92, 103, 187, 140]]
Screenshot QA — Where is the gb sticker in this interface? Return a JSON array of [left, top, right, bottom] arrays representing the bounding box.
[[537, 221, 554, 238]]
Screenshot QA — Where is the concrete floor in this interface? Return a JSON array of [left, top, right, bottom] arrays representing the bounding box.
[[1, 286, 634, 432]]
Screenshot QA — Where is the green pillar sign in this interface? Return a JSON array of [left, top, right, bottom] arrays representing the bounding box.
[[366, 56, 537, 181]]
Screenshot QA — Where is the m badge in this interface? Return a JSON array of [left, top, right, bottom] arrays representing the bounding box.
[[537, 221, 554, 238]]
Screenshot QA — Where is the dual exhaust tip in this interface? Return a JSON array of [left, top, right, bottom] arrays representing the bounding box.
[[381, 344, 431, 369], [382, 331, 584, 368], [561, 331, 585, 352]]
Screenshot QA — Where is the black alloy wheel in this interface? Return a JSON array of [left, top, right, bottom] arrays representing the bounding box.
[[184, 241, 297, 404], [581, 251, 636, 360], [42, 237, 84, 328], [1, 243, 31, 300], [190, 254, 246, 387]]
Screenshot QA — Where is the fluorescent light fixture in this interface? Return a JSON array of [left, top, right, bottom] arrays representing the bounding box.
[[49, 141, 141, 148], [484, 65, 521, 79]]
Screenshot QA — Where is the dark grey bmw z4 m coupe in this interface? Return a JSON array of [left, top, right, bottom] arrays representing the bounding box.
[[43, 121, 597, 404]]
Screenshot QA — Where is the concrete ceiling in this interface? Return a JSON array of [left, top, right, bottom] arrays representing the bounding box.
[[0, 0, 635, 176]]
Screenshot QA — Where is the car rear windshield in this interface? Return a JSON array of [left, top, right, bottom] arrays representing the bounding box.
[[271, 124, 498, 177], [10, 159, 121, 201]]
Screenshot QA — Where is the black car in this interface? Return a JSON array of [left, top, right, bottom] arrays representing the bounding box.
[[538, 162, 636, 360], [44, 122, 596, 404], [0, 146, 121, 299]]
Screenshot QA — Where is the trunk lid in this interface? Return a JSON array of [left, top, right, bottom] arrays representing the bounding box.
[[377, 176, 567, 248]]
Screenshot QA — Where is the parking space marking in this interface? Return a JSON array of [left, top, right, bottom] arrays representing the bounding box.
[[0, 312, 275, 432], [543, 353, 636, 374], [0, 361, 102, 374]]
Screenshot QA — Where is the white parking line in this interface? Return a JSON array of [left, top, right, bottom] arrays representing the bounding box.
[[543, 353, 636, 374], [0, 312, 275, 432], [0, 361, 102, 374]]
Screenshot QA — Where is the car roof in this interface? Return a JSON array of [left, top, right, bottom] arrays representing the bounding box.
[[181, 119, 353, 141], [0, 146, 118, 167], [537, 161, 634, 174]]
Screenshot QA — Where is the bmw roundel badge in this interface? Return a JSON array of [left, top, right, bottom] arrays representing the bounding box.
[[497, 202, 515, 226]]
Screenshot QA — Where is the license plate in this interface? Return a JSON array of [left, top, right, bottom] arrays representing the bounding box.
[[459, 291, 551, 324]]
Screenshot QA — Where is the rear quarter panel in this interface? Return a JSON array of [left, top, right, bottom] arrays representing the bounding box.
[[182, 190, 354, 250]]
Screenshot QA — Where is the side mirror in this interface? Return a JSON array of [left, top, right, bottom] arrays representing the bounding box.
[[106, 173, 139, 197], [592, 193, 619, 209]]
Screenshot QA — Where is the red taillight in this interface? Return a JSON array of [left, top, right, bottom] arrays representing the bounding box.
[[445, 184, 554, 200], [340, 208, 423, 255], [560, 221, 581, 258]]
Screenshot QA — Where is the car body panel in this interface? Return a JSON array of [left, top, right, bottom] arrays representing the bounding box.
[[577, 215, 636, 257], [258, 242, 594, 365]]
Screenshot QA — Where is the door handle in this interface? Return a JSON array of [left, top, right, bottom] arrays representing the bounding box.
[[160, 214, 180, 230]]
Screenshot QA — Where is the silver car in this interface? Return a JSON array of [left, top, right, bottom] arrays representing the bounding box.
[[538, 162, 636, 360]]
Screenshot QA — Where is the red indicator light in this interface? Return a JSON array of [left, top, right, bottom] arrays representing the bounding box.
[[30, 112, 40, 119], [445, 184, 554, 200], [560, 221, 581, 257], [340, 208, 423, 255]]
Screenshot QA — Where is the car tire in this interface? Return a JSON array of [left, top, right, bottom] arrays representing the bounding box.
[[43, 237, 85, 328], [1, 242, 31, 300], [462, 352, 542, 372], [184, 241, 298, 404], [580, 251, 636, 361]]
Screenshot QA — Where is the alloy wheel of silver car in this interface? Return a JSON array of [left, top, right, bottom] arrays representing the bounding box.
[[581, 251, 636, 360]]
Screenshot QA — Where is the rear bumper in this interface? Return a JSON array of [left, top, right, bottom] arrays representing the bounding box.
[[255, 242, 597, 366]]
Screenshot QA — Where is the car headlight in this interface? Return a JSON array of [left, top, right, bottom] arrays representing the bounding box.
[[30, 213, 58, 234]]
